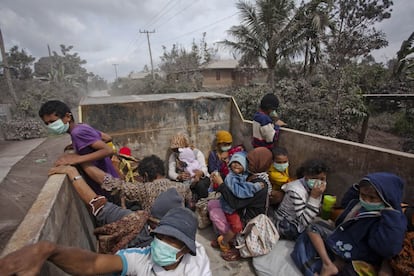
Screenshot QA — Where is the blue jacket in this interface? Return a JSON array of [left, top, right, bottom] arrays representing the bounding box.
[[220, 171, 262, 214], [326, 172, 407, 266]]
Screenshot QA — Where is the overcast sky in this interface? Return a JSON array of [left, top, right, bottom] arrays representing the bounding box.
[[1, 0, 413, 82]]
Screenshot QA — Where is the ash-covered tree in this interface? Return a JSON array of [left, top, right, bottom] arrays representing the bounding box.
[[326, 0, 393, 67], [159, 33, 216, 91], [34, 44, 88, 87], [160, 32, 215, 74], [220, 0, 298, 87], [5, 45, 35, 79], [393, 31, 414, 82]]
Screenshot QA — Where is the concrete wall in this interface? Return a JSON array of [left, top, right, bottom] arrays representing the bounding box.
[[1, 175, 96, 275], [81, 92, 414, 203], [79, 92, 233, 162], [229, 107, 414, 205]]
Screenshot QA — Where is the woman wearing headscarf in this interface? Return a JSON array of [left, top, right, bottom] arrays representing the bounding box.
[[209, 147, 273, 261], [168, 132, 210, 202]]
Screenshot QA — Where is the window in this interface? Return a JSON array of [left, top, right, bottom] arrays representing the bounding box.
[[216, 71, 221, 81]]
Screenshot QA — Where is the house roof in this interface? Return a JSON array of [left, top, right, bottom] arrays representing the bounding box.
[[202, 59, 268, 70], [202, 59, 239, 69], [128, 72, 150, 79]]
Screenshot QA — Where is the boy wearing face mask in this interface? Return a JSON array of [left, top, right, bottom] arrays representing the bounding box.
[[273, 159, 328, 240], [252, 93, 286, 149], [39, 100, 119, 201], [0, 207, 212, 276], [292, 172, 407, 276], [268, 147, 292, 205]]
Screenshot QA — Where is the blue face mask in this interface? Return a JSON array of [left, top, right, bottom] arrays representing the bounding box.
[[306, 178, 317, 189], [47, 119, 69, 135], [151, 237, 184, 267], [359, 197, 385, 211], [221, 145, 232, 152], [274, 162, 288, 172]]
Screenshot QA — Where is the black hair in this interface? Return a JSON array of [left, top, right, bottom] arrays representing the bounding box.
[[296, 159, 329, 178], [138, 155, 165, 182], [38, 100, 73, 121], [272, 146, 288, 158], [260, 93, 279, 111]]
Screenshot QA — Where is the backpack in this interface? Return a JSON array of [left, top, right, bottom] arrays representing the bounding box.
[[235, 214, 280, 258]]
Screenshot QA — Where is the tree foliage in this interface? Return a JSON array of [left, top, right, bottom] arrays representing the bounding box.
[[220, 0, 302, 86], [159, 33, 216, 74], [34, 44, 88, 87], [326, 0, 392, 67], [5, 45, 35, 79], [393, 31, 414, 82]]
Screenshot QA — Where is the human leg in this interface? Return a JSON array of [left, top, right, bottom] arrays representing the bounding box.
[[208, 200, 230, 235], [308, 231, 338, 276]]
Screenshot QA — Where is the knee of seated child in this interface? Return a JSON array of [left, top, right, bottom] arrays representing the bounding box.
[[225, 212, 243, 233]]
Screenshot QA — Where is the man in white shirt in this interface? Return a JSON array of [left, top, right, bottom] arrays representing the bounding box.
[[0, 207, 212, 276]]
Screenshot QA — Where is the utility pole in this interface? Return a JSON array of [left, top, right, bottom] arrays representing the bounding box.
[[0, 28, 17, 105], [112, 64, 119, 81], [139, 29, 155, 80]]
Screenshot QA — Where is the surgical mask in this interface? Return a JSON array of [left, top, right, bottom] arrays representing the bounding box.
[[151, 237, 184, 267], [269, 110, 278, 118], [306, 178, 317, 189], [221, 145, 231, 152], [359, 197, 385, 211], [306, 179, 326, 189], [274, 162, 289, 172], [47, 119, 69, 135]]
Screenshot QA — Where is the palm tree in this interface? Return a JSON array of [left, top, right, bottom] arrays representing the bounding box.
[[296, 0, 333, 76], [394, 31, 414, 82], [220, 0, 300, 87]]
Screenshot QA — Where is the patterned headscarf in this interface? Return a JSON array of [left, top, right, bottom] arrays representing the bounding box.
[[170, 132, 190, 148]]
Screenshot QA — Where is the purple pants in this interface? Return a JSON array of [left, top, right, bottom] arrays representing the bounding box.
[[208, 199, 230, 234]]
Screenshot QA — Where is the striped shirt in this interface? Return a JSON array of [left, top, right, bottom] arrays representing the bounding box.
[[275, 178, 321, 234]]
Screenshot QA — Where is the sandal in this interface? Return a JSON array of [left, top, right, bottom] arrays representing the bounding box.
[[217, 235, 231, 253], [211, 239, 220, 249], [221, 248, 241, 261]]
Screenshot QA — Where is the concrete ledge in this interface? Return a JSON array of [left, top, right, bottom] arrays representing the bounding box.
[[1, 174, 96, 275]]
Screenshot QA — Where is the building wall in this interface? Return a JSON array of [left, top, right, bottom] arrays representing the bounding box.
[[202, 69, 236, 88]]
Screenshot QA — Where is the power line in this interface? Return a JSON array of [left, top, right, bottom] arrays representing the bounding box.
[[142, 0, 177, 30], [153, 0, 199, 30], [157, 13, 237, 45]]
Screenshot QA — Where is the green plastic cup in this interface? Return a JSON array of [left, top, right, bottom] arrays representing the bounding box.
[[321, 195, 337, 219]]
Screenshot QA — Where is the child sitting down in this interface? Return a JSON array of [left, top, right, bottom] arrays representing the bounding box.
[[178, 147, 202, 186], [292, 172, 407, 276], [217, 152, 265, 253]]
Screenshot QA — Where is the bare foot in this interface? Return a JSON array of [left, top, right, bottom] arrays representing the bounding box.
[[320, 262, 338, 276]]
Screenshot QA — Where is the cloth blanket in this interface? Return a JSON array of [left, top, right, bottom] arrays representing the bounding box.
[[253, 240, 301, 276]]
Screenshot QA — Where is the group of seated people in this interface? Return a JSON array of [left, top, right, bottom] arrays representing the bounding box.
[[0, 99, 411, 276]]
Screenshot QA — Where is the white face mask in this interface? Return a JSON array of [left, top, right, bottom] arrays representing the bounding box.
[[47, 119, 69, 135], [221, 145, 232, 152], [273, 162, 289, 172]]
